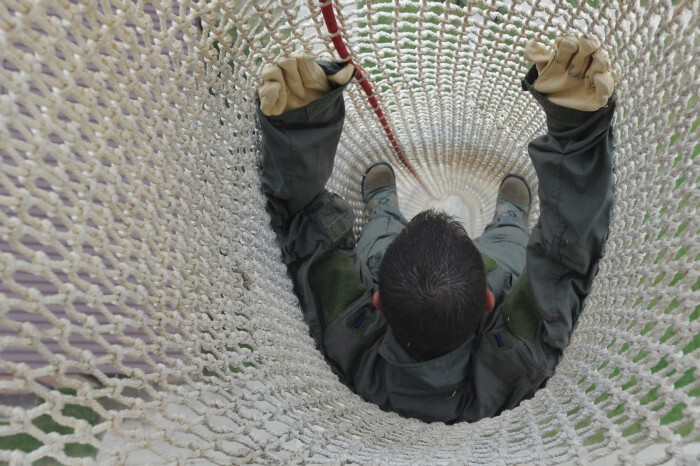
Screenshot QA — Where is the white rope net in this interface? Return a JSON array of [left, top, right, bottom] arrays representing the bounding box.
[[1, 0, 698, 464]]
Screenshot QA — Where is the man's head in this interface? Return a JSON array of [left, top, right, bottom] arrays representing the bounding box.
[[376, 210, 491, 361]]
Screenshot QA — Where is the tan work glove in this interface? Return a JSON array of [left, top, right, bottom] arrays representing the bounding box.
[[258, 52, 354, 116], [524, 35, 615, 111]]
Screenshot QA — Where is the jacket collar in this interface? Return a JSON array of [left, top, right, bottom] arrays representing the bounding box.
[[378, 330, 476, 391]]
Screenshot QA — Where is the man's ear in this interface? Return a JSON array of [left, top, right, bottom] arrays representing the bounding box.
[[373, 290, 382, 311], [485, 288, 495, 312]]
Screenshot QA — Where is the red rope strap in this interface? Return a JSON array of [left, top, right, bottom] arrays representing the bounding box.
[[319, 0, 425, 189]]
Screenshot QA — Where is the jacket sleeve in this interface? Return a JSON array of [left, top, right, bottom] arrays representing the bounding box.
[[503, 66, 616, 366], [256, 64, 387, 377], [257, 62, 355, 227]]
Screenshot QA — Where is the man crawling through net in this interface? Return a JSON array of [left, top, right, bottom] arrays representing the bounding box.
[[255, 34, 616, 423]]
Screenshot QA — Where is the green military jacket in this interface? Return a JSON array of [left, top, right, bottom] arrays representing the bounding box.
[[257, 63, 616, 423]]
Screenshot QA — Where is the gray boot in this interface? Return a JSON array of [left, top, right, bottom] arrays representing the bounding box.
[[361, 162, 399, 213], [494, 174, 531, 222]]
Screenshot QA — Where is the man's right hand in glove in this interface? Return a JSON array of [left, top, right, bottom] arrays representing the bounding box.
[[524, 35, 615, 112], [258, 52, 354, 116]]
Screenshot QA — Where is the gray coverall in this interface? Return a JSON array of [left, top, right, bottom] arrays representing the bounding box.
[[257, 62, 615, 423]]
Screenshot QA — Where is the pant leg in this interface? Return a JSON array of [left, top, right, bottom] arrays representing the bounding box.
[[473, 206, 530, 279], [356, 191, 408, 286]]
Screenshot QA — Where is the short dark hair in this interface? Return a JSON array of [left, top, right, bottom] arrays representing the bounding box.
[[378, 210, 486, 361]]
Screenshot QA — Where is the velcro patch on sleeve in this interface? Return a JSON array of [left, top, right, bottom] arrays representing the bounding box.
[[325, 212, 352, 243], [309, 250, 367, 322], [502, 270, 541, 342]]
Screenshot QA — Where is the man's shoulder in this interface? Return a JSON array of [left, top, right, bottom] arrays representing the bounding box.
[[320, 291, 388, 383]]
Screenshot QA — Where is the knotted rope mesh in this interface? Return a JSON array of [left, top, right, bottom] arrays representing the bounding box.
[[1, 0, 698, 464]]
